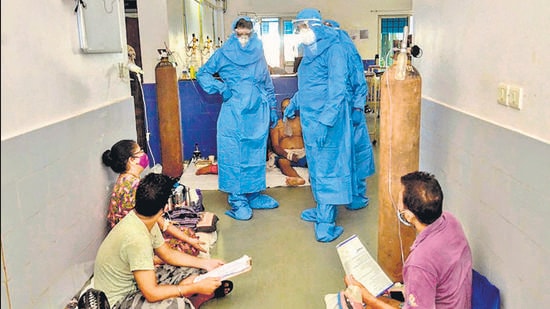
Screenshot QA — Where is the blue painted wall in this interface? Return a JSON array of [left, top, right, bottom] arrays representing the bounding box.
[[142, 76, 298, 164]]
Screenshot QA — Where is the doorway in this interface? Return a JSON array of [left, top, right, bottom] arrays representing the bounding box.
[[124, 1, 147, 150]]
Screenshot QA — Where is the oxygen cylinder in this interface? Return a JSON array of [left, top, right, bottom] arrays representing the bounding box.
[[155, 50, 183, 178], [377, 46, 422, 283]]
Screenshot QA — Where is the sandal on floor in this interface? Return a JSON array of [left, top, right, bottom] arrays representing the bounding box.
[[213, 280, 233, 299]]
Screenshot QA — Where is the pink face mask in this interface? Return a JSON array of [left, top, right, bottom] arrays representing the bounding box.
[[138, 153, 150, 168]]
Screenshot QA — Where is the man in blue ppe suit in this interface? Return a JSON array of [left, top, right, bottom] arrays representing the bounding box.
[[197, 17, 279, 221], [324, 19, 376, 210], [285, 8, 353, 242]]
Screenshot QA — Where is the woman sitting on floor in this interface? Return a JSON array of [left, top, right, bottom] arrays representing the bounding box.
[[102, 139, 206, 263]]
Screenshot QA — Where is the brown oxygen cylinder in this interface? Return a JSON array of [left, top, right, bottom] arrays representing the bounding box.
[[377, 49, 422, 283], [155, 50, 183, 178]]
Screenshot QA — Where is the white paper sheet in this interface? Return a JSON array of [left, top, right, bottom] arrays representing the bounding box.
[[336, 234, 393, 297], [193, 255, 252, 282]]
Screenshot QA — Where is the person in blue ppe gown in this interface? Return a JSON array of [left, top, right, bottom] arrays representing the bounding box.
[[285, 8, 353, 242], [196, 16, 279, 221], [324, 19, 376, 210]]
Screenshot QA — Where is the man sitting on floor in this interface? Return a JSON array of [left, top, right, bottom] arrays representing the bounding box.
[[343, 171, 472, 308], [269, 98, 307, 186], [93, 173, 233, 308]]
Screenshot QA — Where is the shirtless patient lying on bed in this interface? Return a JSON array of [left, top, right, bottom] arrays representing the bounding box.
[[269, 98, 307, 186]]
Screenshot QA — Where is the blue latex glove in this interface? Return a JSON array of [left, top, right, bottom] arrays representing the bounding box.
[[352, 108, 364, 126], [315, 122, 328, 147], [270, 109, 279, 129], [283, 99, 297, 120], [222, 87, 233, 101]]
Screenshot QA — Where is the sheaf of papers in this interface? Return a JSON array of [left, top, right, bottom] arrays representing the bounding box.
[[336, 235, 393, 297], [193, 254, 252, 283]]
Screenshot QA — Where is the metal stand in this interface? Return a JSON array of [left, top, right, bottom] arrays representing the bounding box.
[[365, 69, 381, 145]]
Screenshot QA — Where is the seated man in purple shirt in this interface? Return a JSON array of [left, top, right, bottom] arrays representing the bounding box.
[[344, 171, 472, 309]]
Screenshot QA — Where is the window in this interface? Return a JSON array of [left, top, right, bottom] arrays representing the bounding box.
[[258, 18, 281, 68], [379, 16, 412, 67], [254, 16, 299, 73]]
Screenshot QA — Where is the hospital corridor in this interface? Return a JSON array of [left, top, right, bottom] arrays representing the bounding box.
[[2, 1, 548, 308]]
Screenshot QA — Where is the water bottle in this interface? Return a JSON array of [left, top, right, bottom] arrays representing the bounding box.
[[181, 69, 190, 80], [173, 184, 184, 207], [192, 143, 201, 162]]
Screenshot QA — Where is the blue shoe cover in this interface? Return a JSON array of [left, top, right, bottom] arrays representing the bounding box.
[[225, 207, 252, 221], [248, 193, 279, 209], [300, 208, 317, 222], [314, 223, 344, 242], [346, 196, 369, 210], [226, 194, 253, 220]]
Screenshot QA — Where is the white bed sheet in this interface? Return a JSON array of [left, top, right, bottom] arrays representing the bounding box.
[[179, 163, 309, 191]]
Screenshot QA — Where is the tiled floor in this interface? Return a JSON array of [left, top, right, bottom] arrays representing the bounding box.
[[201, 113, 380, 309]]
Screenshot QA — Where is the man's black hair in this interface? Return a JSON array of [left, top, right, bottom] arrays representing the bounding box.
[[400, 171, 443, 225], [135, 173, 178, 217]]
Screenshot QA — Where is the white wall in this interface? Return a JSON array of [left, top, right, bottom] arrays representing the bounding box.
[[136, 0, 170, 84], [1, 0, 130, 139], [1, 0, 137, 308], [413, 0, 549, 141], [414, 0, 550, 307]]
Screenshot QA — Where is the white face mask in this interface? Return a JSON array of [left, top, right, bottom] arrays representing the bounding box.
[[238, 35, 250, 47], [299, 28, 316, 45]]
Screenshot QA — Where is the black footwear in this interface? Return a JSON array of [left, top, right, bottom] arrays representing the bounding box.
[[213, 280, 233, 299]]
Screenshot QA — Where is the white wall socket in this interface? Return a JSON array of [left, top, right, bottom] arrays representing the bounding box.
[[497, 83, 508, 106], [508, 85, 523, 110], [497, 83, 523, 110]]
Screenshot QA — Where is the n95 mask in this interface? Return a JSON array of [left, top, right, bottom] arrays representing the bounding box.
[[238, 35, 250, 47], [138, 153, 150, 169], [299, 28, 316, 45]]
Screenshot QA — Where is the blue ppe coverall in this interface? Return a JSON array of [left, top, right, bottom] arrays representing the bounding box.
[[327, 19, 376, 210], [290, 13, 353, 242], [196, 17, 279, 220]]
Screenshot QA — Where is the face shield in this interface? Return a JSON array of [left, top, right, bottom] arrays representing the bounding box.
[[323, 19, 340, 29], [234, 18, 254, 47], [293, 21, 309, 34]]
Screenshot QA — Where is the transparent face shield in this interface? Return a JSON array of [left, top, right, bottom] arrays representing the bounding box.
[[293, 21, 310, 35], [323, 20, 340, 29], [235, 28, 252, 37]]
